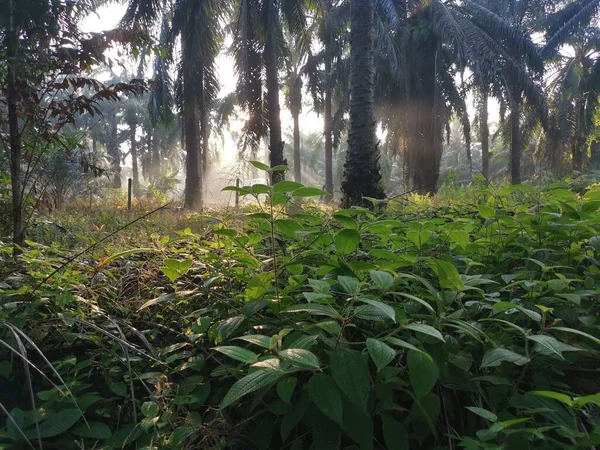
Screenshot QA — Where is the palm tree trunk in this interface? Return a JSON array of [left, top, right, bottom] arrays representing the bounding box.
[[324, 47, 334, 201], [480, 89, 490, 179], [130, 123, 140, 196], [510, 99, 521, 184], [152, 128, 160, 179], [342, 0, 384, 207], [7, 0, 24, 248], [572, 97, 585, 172], [108, 108, 122, 188], [293, 112, 301, 183], [265, 5, 285, 184], [183, 57, 203, 211]]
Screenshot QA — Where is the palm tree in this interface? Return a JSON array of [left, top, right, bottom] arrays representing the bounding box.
[[375, 0, 546, 192], [230, 0, 308, 183], [283, 32, 322, 184], [544, 28, 600, 172], [341, 0, 386, 207], [124, 0, 223, 210]]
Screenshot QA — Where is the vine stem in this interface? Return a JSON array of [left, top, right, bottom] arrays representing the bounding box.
[[269, 192, 281, 312]]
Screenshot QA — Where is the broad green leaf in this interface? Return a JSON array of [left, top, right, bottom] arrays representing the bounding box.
[[338, 276, 360, 295], [251, 184, 271, 195], [25, 409, 81, 439], [369, 270, 394, 290], [480, 348, 530, 368], [382, 416, 409, 450], [331, 349, 370, 412], [530, 391, 573, 407], [278, 349, 320, 370], [72, 422, 112, 439], [302, 292, 333, 303], [274, 219, 303, 238], [526, 335, 582, 359], [283, 304, 341, 318], [141, 402, 160, 418], [366, 338, 396, 371], [357, 298, 396, 322], [431, 259, 463, 290], [450, 230, 469, 249], [465, 406, 498, 422], [309, 374, 343, 426], [235, 335, 272, 349], [573, 393, 600, 408], [550, 327, 600, 346], [335, 229, 360, 255], [403, 323, 445, 343], [101, 248, 154, 265], [333, 214, 358, 229], [408, 350, 439, 399], [273, 181, 303, 193], [478, 204, 495, 219], [213, 346, 258, 364], [277, 377, 297, 404], [109, 382, 127, 397], [249, 160, 271, 172], [221, 370, 284, 408], [384, 337, 431, 358]]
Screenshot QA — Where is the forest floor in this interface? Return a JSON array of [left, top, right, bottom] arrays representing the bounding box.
[[1, 182, 600, 449]]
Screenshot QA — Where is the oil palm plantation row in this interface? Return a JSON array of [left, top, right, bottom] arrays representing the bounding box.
[[120, 0, 600, 208]]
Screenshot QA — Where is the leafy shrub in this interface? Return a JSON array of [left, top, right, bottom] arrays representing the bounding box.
[[1, 166, 599, 449]]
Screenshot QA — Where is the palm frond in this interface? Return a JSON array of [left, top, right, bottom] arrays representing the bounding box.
[[543, 0, 600, 59]]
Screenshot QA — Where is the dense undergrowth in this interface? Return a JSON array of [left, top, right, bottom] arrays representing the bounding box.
[[1, 166, 600, 449]]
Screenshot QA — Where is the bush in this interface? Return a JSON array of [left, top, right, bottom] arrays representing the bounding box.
[[1, 170, 599, 449]]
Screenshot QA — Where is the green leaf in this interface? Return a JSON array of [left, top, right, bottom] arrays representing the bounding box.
[[465, 406, 498, 422], [72, 422, 112, 439], [277, 377, 297, 404], [331, 349, 370, 412], [408, 350, 439, 399], [109, 382, 127, 397], [550, 327, 600, 346], [382, 416, 409, 450], [384, 337, 431, 358], [338, 276, 360, 295], [357, 298, 396, 322], [302, 292, 332, 303], [249, 160, 271, 172], [293, 187, 328, 197], [278, 349, 320, 370], [530, 391, 573, 407], [526, 335, 582, 359], [478, 204, 495, 219], [369, 270, 394, 290], [573, 393, 600, 408], [480, 348, 530, 368], [333, 214, 358, 229], [366, 338, 396, 371], [309, 374, 344, 426], [221, 370, 284, 408], [450, 230, 469, 249], [431, 259, 463, 290], [282, 304, 341, 318], [213, 346, 258, 364], [141, 401, 160, 419], [25, 409, 81, 439], [403, 323, 445, 343], [335, 229, 361, 255], [273, 181, 303, 193], [235, 335, 272, 349], [274, 219, 303, 238], [251, 184, 271, 195]]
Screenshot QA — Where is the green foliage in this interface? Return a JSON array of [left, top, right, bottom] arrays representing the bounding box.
[[1, 179, 600, 449]]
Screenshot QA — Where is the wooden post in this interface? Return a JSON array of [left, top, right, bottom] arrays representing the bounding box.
[[235, 178, 240, 208], [127, 178, 132, 211]]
